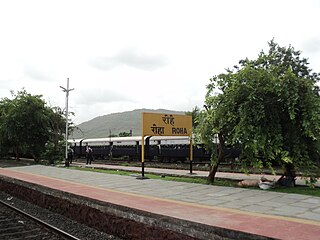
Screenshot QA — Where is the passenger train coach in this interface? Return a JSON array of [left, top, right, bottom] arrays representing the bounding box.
[[68, 136, 212, 162]]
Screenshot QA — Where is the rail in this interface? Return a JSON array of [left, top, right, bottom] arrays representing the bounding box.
[[0, 199, 80, 240]]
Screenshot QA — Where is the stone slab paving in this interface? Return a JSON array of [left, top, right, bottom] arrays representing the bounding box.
[[75, 162, 320, 187], [6, 165, 320, 222]]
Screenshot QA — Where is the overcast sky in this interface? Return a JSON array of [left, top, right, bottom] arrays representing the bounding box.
[[1, 0, 320, 124]]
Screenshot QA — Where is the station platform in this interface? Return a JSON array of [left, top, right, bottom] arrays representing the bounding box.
[[71, 161, 320, 187], [0, 164, 320, 240]]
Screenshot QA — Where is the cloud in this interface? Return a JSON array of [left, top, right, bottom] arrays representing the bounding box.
[[0, 78, 11, 87], [302, 37, 320, 54], [90, 48, 167, 71], [24, 66, 53, 82], [75, 88, 134, 105]]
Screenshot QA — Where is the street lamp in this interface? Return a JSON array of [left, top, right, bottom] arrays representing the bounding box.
[[60, 78, 74, 167]]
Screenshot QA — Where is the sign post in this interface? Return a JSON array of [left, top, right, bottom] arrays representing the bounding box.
[[139, 112, 193, 179]]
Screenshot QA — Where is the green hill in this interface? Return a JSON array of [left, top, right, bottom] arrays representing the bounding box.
[[70, 109, 187, 139]]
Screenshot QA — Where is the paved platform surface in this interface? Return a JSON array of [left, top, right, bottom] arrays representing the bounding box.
[[0, 164, 320, 239], [71, 161, 320, 187]]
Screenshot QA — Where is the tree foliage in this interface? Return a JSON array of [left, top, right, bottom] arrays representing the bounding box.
[[196, 40, 320, 184], [119, 130, 133, 137], [186, 106, 201, 129], [0, 89, 66, 162]]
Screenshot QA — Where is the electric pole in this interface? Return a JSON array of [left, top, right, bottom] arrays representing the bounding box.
[[60, 78, 74, 167]]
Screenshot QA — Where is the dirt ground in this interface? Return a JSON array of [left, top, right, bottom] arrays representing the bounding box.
[[0, 158, 36, 168]]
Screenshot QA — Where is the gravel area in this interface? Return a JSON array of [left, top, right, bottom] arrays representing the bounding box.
[[0, 191, 122, 240]]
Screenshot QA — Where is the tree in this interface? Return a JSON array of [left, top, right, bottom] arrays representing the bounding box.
[[194, 106, 224, 183], [43, 106, 67, 164], [119, 130, 133, 137], [186, 106, 201, 128], [197, 40, 320, 185], [0, 90, 66, 162]]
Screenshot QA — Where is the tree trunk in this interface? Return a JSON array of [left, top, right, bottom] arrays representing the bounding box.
[[208, 162, 219, 182], [277, 164, 296, 187], [14, 146, 20, 160], [208, 133, 225, 183]]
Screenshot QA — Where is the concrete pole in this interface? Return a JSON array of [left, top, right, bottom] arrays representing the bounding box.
[[60, 78, 74, 167]]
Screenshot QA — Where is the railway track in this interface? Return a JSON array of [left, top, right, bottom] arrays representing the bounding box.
[[0, 199, 80, 240]]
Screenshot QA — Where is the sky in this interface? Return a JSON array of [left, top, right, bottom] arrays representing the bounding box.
[[1, 0, 320, 125]]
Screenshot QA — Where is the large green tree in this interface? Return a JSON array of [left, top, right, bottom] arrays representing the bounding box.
[[42, 106, 68, 163], [196, 40, 320, 185], [0, 90, 66, 162], [186, 106, 201, 128]]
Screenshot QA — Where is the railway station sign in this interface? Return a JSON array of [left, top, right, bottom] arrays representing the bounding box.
[[142, 112, 192, 136], [139, 112, 193, 179]]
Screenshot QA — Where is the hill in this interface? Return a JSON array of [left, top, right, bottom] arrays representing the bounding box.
[[70, 109, 187, 139]]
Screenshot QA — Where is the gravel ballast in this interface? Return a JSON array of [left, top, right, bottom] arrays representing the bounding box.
[[0, 191, 122, 240]]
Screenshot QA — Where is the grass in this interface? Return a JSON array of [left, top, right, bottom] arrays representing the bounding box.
[[67, 166, 320, 197], [270, 186, 320, 196]]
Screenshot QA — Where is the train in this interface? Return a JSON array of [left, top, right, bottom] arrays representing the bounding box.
[[68, 136, 212, 162]]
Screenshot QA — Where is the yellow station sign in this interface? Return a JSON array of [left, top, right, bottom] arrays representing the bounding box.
[[142, 112, 192, 136]]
